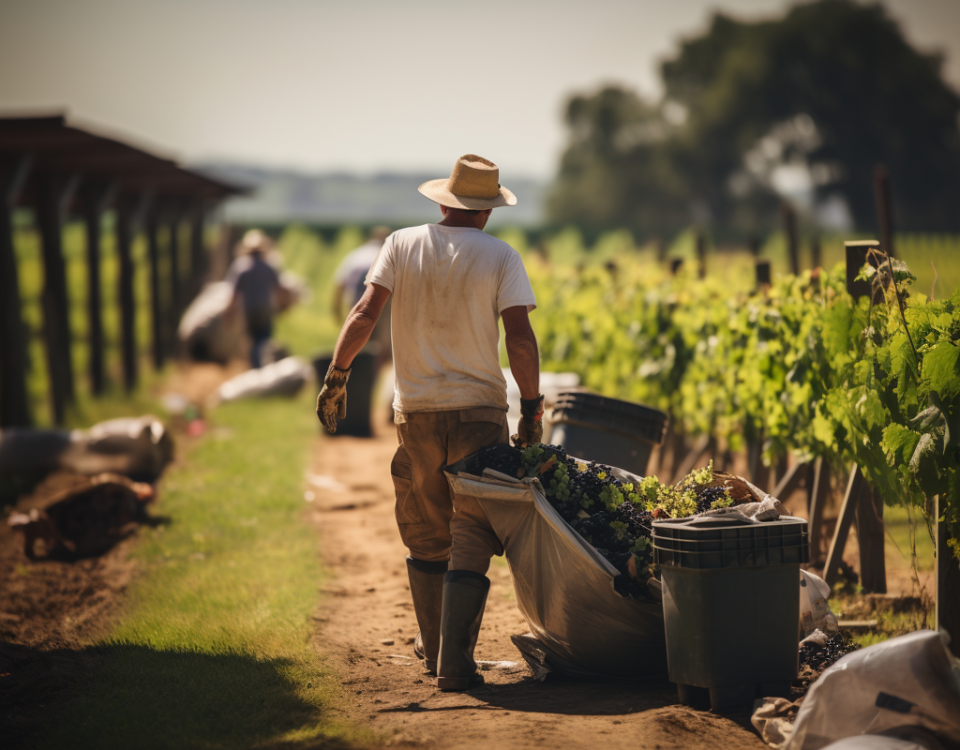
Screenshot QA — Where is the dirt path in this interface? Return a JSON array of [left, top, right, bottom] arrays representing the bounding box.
[[307, 430, 767, 750]]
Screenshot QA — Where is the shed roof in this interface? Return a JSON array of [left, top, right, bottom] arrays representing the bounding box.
[[0, 114, 247, 207]]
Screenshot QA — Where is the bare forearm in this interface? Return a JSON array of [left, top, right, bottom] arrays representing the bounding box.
[[330, 284, 390, 370], [506, 333, 540, 400], [331, 308, 377, 369]]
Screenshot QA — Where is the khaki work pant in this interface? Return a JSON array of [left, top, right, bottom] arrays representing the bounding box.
[[391, 407, 509, 575]]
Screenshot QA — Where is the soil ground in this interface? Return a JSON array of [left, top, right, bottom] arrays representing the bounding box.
[[306, 427, 766, 750]]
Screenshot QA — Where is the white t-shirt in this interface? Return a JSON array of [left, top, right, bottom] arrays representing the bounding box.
[[366, 224, 536, 413]]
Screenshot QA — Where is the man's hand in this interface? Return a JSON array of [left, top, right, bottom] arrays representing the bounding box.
[[514, 394, 544, 448], [316, 365, 351, 433]]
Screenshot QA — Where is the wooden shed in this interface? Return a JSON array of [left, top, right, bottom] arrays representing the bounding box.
[[0, 115, 246, 427]]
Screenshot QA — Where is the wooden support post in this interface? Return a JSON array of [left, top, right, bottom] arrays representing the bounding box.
[[747, 436, 770, 491], [873, 166, 895, 259], [695, 231, 706, 279], [772, 460, 806, 503], [147, 210, 165, 371], [824, 465, 864, 587], [0, 157, 33, 427], [116, 195, 138, 392], [189, 203, 206, 298], [936, 496, 960, 657], [36, 174, 78, 424], [168, 210, 182, 316], [667, 428, 687, 482], [808, 457, 831, 563], [845, 240, 881, 302], [655, 237, 666, 263], [783, 204, 799, 276], [856, 484, 887, 593], [81, 183, 113, 396], [674, 434, 712, 484], [811, 236, 822, 271], [755, 260, 771, 288]]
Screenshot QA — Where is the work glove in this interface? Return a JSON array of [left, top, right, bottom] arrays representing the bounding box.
[[316, 364, 351, 433], [514, 394, 545, 448]]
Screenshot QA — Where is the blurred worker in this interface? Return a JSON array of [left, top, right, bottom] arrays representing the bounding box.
[[332, 226, 393, 369], [316, 155, 542, 691], [227, 229, 281, 369]]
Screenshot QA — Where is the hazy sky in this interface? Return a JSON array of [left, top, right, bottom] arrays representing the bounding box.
[[1, 0, 958, 179]]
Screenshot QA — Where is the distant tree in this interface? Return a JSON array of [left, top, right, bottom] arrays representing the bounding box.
[[550, 0, 960, 234]]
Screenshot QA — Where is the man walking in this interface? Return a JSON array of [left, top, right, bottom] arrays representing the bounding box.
[[316, 154, 543, 691]]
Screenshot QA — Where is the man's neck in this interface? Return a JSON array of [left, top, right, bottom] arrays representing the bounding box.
[[437, 217, 482, 230]]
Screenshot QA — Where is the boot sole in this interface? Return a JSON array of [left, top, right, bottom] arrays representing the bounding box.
[[437, 673, 484, 691]]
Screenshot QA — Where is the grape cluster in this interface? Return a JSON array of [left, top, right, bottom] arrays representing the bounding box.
[[799, 632, 859, 671], [473, 444, 735, 601], [475, 445, 522, 477], [696, 485, 733, 514]]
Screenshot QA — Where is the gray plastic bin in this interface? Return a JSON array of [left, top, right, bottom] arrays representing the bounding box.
[[549, 391, 666, 476], [653, 515, 809, 713], [312, 348, 378, 437]]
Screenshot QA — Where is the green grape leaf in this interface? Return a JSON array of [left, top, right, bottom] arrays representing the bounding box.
[[881, 423, 920, 466], [923, 342, 960, 399]]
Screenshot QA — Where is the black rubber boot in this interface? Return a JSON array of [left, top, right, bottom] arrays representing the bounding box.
[[406, 556, 448, 675], [437, 570, 490, 691]]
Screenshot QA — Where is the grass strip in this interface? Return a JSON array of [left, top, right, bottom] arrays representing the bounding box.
[[31, 393, 374, 750]]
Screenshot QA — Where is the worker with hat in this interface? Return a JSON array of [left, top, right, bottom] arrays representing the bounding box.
[[316, 154, 543, 691], [227, 229, 282, 368]]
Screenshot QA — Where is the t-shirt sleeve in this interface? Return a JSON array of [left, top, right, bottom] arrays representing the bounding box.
[[497, 250, 537, 314], [365, 237, 396, 292]]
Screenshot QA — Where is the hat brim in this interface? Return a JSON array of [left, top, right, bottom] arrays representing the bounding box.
[[418, 179, 517, 210]]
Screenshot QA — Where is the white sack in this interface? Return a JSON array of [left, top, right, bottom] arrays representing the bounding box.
[[218, 357, 313, 403], [445, 463, 668, 680], [799, 570, 838, 638], [178, 281, 244, 363], [785, 630, 960, 750], [64, 416, 173, 478]]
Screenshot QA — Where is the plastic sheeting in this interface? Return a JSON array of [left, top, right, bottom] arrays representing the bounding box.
[[445, 459, 668, 680], [785, 630, 960, 750]]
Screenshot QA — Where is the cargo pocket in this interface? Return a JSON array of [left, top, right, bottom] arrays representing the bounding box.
[[457, 407, 509, 457], [391, 447, 422, 526]]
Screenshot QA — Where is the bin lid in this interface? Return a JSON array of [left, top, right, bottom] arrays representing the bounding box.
[[551, 391, 667, 445], [652, 516, 809, 569]]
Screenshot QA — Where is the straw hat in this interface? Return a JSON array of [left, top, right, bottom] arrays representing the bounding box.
[[418, 154, 517, 210], [239, 229, 272, 254]]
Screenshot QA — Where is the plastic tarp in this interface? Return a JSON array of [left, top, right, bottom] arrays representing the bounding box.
[[444, 455, 668, 681], [785, 630, 960, 750]]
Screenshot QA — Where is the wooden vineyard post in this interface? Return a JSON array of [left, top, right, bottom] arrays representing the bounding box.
[[755, 260, 771, 289], [696, 231, 706, 280], [189, 202, 207, 299], [807, 457, 831, 563], [37, 173, 80, 424], [116, 193, 143, 392], [873, 166, 895, 258], [783, 205, 799, 277], [824, 466, 867, 586], [81, 182, 113, 396], [821, 242, 888, 591], [845, 240, 882, 303], [772, 460, 807, 506], [147, 209, 165, 371], [0, 156, 32, 427], [937, 496, 960, 657], [811, 236, 822, 271]]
